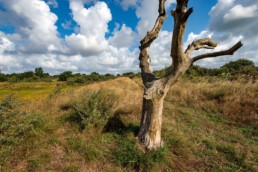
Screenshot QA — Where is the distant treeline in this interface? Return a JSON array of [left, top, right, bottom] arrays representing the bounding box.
[[121, 58, 257, 82], [0, 59, 257, 83], [0, 68, 118, 84], [172, 58, 257, 81]]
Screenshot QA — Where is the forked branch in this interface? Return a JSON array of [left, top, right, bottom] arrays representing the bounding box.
[[183, 7, 193, 21], [170, 0, 193, 68], [191, 41, 243, 63], [139, 0, 167, 82], [140, 0, 166, 49]]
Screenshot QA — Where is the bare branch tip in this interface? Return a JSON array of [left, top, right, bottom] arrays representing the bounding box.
[[231, 41, 243, 50], [237, 41, 243, 46], [183, 7, 193, 21]]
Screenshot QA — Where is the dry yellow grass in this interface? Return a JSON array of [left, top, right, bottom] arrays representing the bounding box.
[[1, 77, 257, 171], [10, 77, 143, 171], [29, 77, 143, 119], [167, 79, 258, 127]]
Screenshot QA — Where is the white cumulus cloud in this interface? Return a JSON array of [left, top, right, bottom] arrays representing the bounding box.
[[0, 0, 61, 54], [109, 24, 137, 48], [65, 0, 112, 56], [207, 0, 258, 66], [224, 4, 258, 22]]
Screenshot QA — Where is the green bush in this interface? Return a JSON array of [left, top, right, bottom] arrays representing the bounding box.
[[35, 67, 44, 77], [221, 58, 255, 72], [185, 65, 208, 77], [66, 90, 116, 131], [58, 71, 73, 81], [67, 75, 87, 84], [0, 72, 7, 82], [122, 72, 137, 78]]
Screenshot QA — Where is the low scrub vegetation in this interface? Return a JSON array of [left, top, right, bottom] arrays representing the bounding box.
[[0, 70, 257, 171], [0, 95, 47, 167], [66, 89, 117, 131], [168, 78, 258, 128]]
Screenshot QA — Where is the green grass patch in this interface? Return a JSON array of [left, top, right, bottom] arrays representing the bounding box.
[[66, 136, 102, 161], [112, 136, 168, 171], [206, 112, 223, 123], [215, 144, 254, 170]]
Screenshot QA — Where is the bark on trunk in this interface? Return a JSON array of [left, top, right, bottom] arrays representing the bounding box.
[[138, 94, 165, 150]]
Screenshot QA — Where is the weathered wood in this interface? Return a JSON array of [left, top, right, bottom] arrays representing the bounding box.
[[191, 41, 243, 63], [137, 0, 242, 150]]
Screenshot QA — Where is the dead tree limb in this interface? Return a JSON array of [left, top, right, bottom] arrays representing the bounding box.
[[191, 41, 243, 63], [139, 0, 167, 85]]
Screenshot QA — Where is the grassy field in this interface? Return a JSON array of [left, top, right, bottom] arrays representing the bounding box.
[[0, 77, 257, 171]]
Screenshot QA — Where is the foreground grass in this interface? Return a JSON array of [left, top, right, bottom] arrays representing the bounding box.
[[0, 77, 257, 171]]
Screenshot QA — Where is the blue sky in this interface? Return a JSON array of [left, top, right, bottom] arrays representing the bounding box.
[[48, 0, 217, 39], [0, 0, 257, 74]]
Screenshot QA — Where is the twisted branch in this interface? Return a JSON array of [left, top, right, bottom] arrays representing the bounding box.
[[185, 38, 218, 56], [139, 0, 167, 83], [140, 0, 166, 49], [191, 41, 243, 63]]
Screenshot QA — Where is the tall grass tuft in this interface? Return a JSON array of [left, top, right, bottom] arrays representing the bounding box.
[[167, 79, 258, 128]]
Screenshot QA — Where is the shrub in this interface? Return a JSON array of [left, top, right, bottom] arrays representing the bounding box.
[[67, 75, 87, 84], [58, 71, 73, 81], [221, 58, 255, 72], [0, 95, 45, 166], [0, 95, 22, 138], [122, 72, 136, 78], [66, 90, 116, 131], [35, 67, 44, 77], [185, 65, 208, 77]]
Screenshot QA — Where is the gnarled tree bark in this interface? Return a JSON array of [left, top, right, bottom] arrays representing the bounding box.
[[137, 0, 243, 150]]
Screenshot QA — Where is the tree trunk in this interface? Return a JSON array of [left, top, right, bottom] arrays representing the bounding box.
[[138, 94, 165, 150], [137, 69, 187, 150]]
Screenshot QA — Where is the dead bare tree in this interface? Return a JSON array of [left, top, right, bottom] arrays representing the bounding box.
[[138, 0, 243, 150]]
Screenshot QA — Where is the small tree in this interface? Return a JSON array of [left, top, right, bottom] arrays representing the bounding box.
[[35, 67, 44, 78], [138, 0, 242, 150], [58, 71, 73, 81], [0, 72, 7, 82]]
